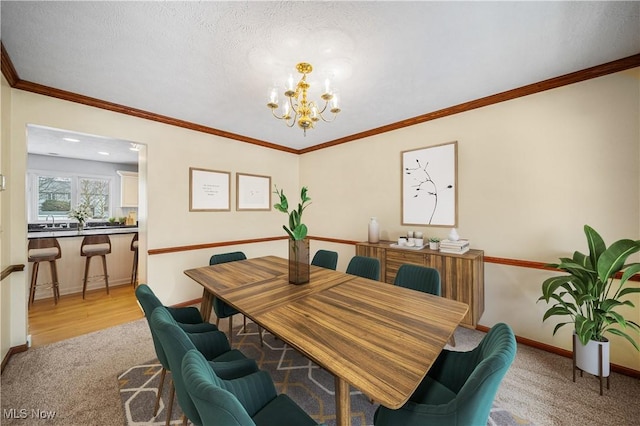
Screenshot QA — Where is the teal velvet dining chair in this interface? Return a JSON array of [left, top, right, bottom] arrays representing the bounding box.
[[209, 251, 264, 346], [373, 322, 517, 426], [311, 249, 338, 270], [182, 349, 322, 426], [346, 255, 380, 281], [393, 264, 440, 295], [150, 306, 260, 426], [135, 284, 220, 416], [393, 264, 454, 346]]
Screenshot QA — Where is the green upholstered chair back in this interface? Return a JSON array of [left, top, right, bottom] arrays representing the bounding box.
[[209, 252, 247, 318], [135, 284, 171, 369], [373, 323, 517, 426], [346, 256, 380, 281], [182, 349, 258, 426], [393, 264, 441, 296], [210, 251, 247, 265], [311, 250, 338, 270], [149, 306, 213, 426], [182, 349, 320, 426]]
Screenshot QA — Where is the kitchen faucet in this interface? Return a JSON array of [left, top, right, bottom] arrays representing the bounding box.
[[46, 215, 56, 227]]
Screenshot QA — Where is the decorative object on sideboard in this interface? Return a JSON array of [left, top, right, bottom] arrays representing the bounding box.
[[267, 62, 341, 136], [538, 224, 640, 395], [439, 238, 469, 254], [428, 237, 440, 250], [368, 217, 380, 244], [274, 185, 312, 284], [448, 227, 460, 241]]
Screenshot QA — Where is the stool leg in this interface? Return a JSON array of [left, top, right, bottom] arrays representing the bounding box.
[[83, 257, 92, 299], [101, 254, 110, 295], [49, 260, 60, 304], [131, 249, 138, 287], [29, 262, 39, 306]]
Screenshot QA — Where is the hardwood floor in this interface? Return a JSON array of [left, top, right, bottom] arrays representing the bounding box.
[[28, 284, 144, 348]]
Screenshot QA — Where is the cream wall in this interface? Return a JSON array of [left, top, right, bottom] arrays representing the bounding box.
[[4, 89, 300, 353], [3, 69, 639, 371], [300, 69, 640, 370]]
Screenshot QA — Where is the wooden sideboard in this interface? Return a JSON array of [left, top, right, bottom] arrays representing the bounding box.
[[355, 241, 484, 328]]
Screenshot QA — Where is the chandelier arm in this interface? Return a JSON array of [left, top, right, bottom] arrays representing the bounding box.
[[315, 100, 339, 123], [270, 103, 298, 128], [270, 109, 285, 120]]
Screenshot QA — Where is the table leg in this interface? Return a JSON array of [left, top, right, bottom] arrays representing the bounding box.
[[200, 289, 214, 323], [335, 376, 350, 426]]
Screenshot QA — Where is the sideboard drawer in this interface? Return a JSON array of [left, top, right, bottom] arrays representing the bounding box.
[[385, 250, 426, 283], [356, 241, 484, 328]]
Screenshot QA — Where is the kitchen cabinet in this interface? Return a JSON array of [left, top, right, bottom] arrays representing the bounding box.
[[356, 241, 484, 328], [117, 171, 138, 207]]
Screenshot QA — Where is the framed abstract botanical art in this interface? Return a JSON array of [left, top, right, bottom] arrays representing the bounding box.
[[401, 141, 457, 227]]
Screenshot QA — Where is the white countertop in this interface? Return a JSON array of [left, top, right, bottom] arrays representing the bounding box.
[[28, 227, 138, 239]]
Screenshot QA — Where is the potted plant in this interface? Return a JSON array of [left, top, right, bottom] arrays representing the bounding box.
[[274, 185, 311, 284], [538, 224, 640, 384], [429, 237, 440, 250], [68, 203, 91, 231]]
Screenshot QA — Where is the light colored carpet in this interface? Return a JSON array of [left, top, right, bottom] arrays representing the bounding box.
[[2, 318, 639, 425], [118, 325, 530, 425]]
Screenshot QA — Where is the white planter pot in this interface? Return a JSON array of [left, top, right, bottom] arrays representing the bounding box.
[[574, 332, 610, 377]]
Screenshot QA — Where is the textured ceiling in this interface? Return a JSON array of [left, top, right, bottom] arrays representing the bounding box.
[[2, 1, 639, 158]]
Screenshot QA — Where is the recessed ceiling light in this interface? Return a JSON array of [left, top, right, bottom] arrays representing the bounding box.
[[63, 137, 80, 142], [98, 151, 110, 156]]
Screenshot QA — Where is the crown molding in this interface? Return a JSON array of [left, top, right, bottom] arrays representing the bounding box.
[[0, 43, 19, 87], [2, 41, 638, 155], [300, 54, 640, 153]]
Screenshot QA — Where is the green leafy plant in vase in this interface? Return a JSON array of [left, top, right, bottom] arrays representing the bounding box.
[[538, 224, 640, 384], [274, 186, 311, 284]]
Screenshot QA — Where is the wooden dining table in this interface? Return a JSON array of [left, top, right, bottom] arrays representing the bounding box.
[[184, 255, 469, 426]]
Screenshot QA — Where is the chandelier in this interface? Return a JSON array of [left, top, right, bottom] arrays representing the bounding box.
[[267, 62, 341, 136]]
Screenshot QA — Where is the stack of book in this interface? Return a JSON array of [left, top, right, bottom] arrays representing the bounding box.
[[439, 239, 470, 254]]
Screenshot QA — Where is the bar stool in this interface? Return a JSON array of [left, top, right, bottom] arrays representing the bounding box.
[[81, 235, 111, 299], [28, 238, 62, 306], [130, 233, 138, 287]]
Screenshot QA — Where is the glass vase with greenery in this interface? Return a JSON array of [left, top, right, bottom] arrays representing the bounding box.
[[274, 186, 311, 284]]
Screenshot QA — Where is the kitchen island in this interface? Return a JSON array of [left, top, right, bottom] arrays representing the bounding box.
[[28, 226, 138, 301]]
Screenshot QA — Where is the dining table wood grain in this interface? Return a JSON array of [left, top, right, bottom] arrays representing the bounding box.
[[184, 256, 469, 426]]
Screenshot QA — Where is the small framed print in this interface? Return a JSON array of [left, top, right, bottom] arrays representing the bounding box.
[[236, 173, 271, 211], [189, 167, 231, 212]]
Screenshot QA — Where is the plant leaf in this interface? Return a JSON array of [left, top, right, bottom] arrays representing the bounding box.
[[292, 224, 308, 240], [584, 225, 606, 271], [597, 239, 640, 282], [607, 328, 640, 351]]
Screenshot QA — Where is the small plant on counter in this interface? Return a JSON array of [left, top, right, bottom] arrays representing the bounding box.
[[108, 217, 117, 225], [273, 185, 311, 240], [68, 203, 91, 225], [429, 237, 440, 243]]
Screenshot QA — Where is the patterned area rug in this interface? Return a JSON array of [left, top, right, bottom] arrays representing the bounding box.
[[118, 325, 533, 425]]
